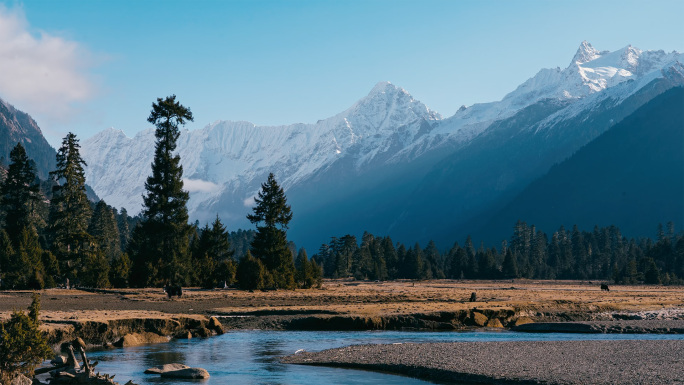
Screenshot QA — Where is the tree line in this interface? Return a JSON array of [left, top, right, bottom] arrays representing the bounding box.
[[0, 95, 680, 290], [311, 220, 684, 285], [0, 96, 320, 291]]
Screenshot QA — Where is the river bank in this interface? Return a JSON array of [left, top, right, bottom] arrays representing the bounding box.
[[1, 280, 682, 348], [283, 339, 684, 384]]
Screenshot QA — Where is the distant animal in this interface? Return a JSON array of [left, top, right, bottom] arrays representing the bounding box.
[[164, 284, 183, 298], [469, 292, 477, 302], [600, 284, 610, 291]]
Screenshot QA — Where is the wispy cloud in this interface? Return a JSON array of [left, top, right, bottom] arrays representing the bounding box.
[[0, 6, 97, 122], [243, 195, 256, 208], [184, 178, 221, 194]]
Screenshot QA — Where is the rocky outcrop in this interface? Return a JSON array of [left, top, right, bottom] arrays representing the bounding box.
[[217, 308, 522, 331], [145, 363, 209, 380], [144, 363, 189, 374], [113, 332, 169, 347], [160, 368, 210, 379], [43, 316, 225, 349]]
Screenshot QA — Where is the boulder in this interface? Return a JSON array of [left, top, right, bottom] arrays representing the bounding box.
[[486, 318, 504, 328], [192, 327, 211, 338], [113, 332, 169, 347], [160, 368, 210, 379], [514, 316, 534, 326], [174, 331, 192, 339], [10, 374, 32, 385], [470, 311, 488, 327], [208, 316, 224, 334], [144, 363, 190, 374]]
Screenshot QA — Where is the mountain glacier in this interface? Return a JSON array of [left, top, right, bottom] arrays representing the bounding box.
[[81, 42, 684, 247]]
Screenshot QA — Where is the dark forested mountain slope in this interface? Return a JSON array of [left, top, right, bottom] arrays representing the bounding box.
[[0, 98, 56, 179], [474, 86, 684, 242]]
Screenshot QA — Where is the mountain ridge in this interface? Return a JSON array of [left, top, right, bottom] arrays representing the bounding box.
[[79, 42, 684, 250]]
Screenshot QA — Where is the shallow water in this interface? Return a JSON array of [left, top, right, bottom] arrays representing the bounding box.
[[83, 330, 684, 384]]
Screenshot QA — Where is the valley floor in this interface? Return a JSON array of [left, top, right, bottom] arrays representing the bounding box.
[[1, 279, 682, 336]]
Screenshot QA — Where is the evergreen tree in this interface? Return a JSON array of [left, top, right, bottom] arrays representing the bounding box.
[[294, 248, 313, 288], [236, 251, 266, 290], [117, 208, 131, 251], [501, 249, 519, 278], [403, 243, 424, 280], [109, 253, 131, 288], [381, 237, 398, 279], [0, 143, 41, 246], [80, 249, 110, 288], [89, 200, 122, 261], [247, 173, 295, 289], [48, 132, 92, 282], [129, 95, 193, 286], [41, 250, 59, 288], [0, 294, 53, 383], [0, 229, 14, 288], [423, 240, 444, 279], [643, 258, 661, 284]]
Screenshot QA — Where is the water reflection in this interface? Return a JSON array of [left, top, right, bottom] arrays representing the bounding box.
[[85, 330, 684, 385], [253, 338, 288, 373]]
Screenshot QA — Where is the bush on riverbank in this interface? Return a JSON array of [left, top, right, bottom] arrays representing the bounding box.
[[0, 293, 52, 383]]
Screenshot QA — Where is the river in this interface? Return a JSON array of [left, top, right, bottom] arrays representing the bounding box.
[[83, 330, 684, 384]]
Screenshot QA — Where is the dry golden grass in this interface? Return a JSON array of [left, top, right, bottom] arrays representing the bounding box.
[[1, 280, 682, 324]]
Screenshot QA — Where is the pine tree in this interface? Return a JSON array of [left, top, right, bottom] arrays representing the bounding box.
[[48, 132, 92, 282], [0, 294, 53, 383], [89, 200, 122, 261], [129, 95, 193, 287], [236, 251, 266, 290], [0, 143, 41, 246], [247, 173, 295, 289], [0, 229, 14, 288], [501, 249, 519, 278], [117, 208, 131, 250], [109, 253, 131, 288], [295, 248, 311, 288]]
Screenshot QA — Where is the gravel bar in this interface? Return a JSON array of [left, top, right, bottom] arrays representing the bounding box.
[[514, 320, 684, 334], [283, 340, 684, 384]]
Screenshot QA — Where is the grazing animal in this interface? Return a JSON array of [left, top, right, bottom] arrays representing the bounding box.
[[600, 284, 610, 291], [469, 292, 477, 302], [164, 284, 183, 298]]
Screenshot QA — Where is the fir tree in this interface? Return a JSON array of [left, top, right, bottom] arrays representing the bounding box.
[[501, 249, 519, 278], [236, 251, 266, 290], [48, 132, 92, 282], [247, 173, 295, 289], [0, 293, 53, 383], [109, 253, 131, 288], [0, 143, 41, 246], [129, 95, 193, 286], [88, 200, 121, 261], [294, 248, 311, 288], [0, 229, 14, 288]]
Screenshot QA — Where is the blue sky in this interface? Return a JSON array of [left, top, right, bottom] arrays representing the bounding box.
[[1, 0, 683, 146]]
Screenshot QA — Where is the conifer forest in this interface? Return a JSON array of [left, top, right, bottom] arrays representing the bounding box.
[[0, 96, 682, 291]]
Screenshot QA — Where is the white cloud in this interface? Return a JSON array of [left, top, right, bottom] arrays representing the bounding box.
[[0, 6, 96, 122], [183, 178, 221, 194], [243, 195, 256, 208]]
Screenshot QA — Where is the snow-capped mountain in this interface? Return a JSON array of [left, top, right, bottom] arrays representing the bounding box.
[[81, 81, 440, 217], [81, 42, 684, 248]]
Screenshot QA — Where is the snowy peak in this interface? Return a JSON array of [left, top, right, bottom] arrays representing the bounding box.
[[570, 41, 602, 65], [349, 81, 441, 122], [341, 81, 440, 133]]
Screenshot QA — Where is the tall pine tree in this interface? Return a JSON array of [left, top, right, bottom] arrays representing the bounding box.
[[48, 133, 92, 283], [247, 173, 295, 289], [0, 143, 41, 247], [129, 95, 193, 287]]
